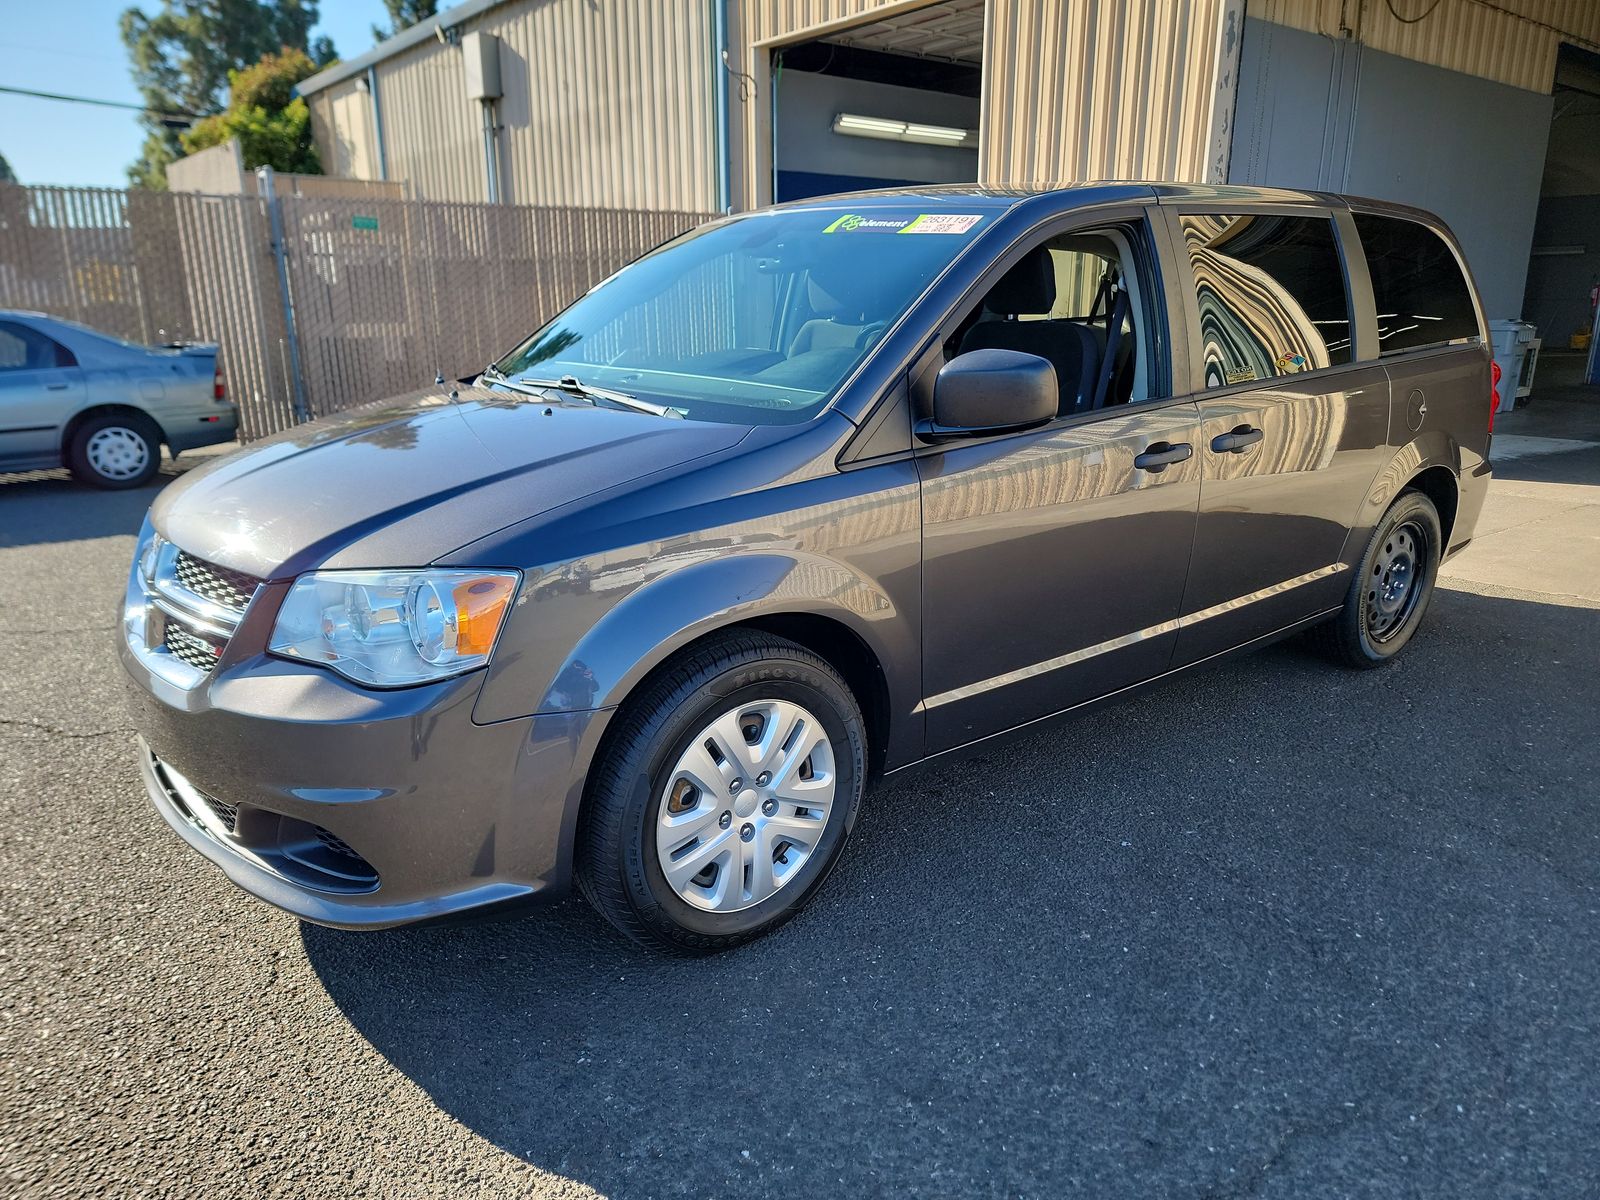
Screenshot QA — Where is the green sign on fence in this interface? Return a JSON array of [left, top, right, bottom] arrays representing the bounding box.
[[351, 215, 379, 231]]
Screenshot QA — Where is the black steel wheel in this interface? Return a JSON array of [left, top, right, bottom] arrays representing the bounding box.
[[1316, 489, 1443, 668]]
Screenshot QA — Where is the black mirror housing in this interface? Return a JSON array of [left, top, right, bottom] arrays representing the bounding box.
[[926, 349, 1058, 440]]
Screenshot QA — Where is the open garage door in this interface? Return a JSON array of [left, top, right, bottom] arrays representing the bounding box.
[[1523, 46, 1600, 373], [770, 0, 984, 203]]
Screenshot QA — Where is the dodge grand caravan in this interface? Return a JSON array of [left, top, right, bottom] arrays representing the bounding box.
[[121, 184, 1494, 953]]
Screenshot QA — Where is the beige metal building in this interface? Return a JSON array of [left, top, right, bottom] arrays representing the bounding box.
[[299, 0, 1600, 331]]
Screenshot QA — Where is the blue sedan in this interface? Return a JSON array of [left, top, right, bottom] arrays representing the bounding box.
[[0, 310, 238, 488]]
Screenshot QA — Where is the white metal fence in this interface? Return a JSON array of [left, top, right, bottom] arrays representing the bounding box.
[[0, 180, 712, 440]]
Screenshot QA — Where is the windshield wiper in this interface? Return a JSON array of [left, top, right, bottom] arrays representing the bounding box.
[[480, 366, 680, 418]]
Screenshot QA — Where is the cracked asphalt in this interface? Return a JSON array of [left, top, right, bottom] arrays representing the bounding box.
[[3, 401, 1599, 1199]]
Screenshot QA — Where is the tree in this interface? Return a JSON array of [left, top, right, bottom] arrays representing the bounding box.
[[182, 48, 323, 175], [0, 153, 15, 184], [120, 1, 336, 189], [374, 0, 438, 43]]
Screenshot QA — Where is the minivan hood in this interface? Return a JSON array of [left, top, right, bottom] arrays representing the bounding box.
[[152, 385, 751, 578]]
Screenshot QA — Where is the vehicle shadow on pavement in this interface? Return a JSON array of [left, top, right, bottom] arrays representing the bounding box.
[[304, 586, 1600, 1198], [0, 464, 192, 549]]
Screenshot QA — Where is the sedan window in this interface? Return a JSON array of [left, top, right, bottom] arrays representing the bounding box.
[[0, 321, 74, 371]]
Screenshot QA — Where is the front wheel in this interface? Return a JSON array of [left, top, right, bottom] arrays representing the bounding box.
[[1317, 489, 1442, 668], [578, 632, 866, 954]]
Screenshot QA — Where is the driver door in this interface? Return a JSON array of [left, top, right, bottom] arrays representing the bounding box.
[[916, 211, 1202, 752]]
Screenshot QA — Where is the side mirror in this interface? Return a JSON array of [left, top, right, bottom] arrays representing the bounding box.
[[923, 349, 1058, 441]]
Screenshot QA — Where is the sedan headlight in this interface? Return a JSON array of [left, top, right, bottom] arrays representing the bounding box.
[[268, 569, 520, 687]]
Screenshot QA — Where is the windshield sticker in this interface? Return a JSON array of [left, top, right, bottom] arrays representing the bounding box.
[[899, 213, 983, 235], [822, 212, 983, 235], [1224, 366, 1257, 385]]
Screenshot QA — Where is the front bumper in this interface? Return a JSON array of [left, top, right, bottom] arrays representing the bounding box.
[[120, 573, 611, 929]]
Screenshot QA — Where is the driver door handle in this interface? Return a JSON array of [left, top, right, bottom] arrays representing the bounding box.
[[1211, 425, 1264, 454], [1133, 441, 1193, 473]]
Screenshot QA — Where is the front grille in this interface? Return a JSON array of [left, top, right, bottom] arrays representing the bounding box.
[[163, 621, 223, 673], [149, 751, 380, 896], [174, 550, 260, 613], [198, 792, 238, 834]]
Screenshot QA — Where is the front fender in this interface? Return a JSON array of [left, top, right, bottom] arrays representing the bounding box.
[[528, 551, 905, 713], [468, 456, 925, 768]]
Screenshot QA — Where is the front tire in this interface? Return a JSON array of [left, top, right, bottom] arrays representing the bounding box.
[[1318, 489, 1442, 668], [67, 413, 162, 489], [578, 632, 867, 954]]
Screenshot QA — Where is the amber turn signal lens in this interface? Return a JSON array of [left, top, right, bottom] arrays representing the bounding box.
[[452, 577, 516, 657]]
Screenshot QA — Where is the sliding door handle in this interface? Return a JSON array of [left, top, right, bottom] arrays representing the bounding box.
[[1133, 441, 1193, 473], [1211, 425, 1264, 454]]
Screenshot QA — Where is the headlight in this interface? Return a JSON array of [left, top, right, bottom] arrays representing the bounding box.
[[268, 569, 520, 687]]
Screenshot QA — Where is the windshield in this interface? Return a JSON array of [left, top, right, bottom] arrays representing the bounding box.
[[491, 207, 991, 424]]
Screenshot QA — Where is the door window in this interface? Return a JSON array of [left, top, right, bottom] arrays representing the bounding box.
[[1352, 213, 1481, 354], [1177, 213, 1353, 389], [945, 225, 1160, 415], [0, 321, 73, 371]]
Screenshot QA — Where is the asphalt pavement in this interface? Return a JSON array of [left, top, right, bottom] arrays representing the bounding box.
[[2, 395, 1598, 1199]]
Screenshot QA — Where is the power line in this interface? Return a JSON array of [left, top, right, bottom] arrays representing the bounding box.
[[0, 84, 205, 123]]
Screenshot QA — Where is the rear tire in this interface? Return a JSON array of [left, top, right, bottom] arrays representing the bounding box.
[[67, 413, 162, 489], [577, 631, 867, 954], [1316, 489, 1442, 668]]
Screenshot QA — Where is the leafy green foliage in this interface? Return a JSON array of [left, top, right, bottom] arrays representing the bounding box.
[[119, 1, 336, 188], [0, 153, 16, 185], [181, 48, 324, 175]]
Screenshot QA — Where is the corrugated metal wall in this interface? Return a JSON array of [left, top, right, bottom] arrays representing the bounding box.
[[1255, 0, 1600, 93], [479, 0, 717, 210], [315, 0, 718, 211], [981, 0, 1230, 185], [308, 78, 381, 182]]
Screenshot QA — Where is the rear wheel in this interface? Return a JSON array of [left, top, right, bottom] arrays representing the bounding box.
[[1317, 489, 1442, 667], [578, 631, 866, 954], [68, 413, 162, 489]]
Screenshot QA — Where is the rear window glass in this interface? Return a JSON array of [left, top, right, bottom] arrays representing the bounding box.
[[1178, 213, 1353, 390], [1353, 213, 1480, 355]]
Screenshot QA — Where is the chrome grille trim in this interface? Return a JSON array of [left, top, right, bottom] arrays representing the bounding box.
[[127, 533, 262, 690]]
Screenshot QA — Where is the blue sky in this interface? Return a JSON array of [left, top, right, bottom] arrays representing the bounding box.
[[0, 1, 389, 188]]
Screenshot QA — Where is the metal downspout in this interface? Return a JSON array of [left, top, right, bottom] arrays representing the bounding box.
[[367, 66, 388, 181], [713, 0, 731, 212], [480, 98, 501, 204]]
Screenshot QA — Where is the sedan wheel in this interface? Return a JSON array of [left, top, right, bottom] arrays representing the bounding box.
[[86, 427, 151, 481], [68, 414, 161, 489]]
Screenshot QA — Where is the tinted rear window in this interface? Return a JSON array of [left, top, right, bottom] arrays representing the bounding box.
[[1353, 213, 1480, 355], [1178, 213, 1353, 390]]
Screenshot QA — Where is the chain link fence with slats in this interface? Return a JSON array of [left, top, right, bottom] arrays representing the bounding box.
[[0, 180, 712, 441]]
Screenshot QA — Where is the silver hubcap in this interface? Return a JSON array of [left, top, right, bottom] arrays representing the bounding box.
[[1366, 520, 1425, 643], [655, 698, 837, 913], [86, 427, 150, 480]]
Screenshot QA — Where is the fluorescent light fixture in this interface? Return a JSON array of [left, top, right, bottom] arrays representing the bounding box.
[[833, 112, 977, 149]]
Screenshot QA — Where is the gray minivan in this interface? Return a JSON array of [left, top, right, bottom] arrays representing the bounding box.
[[120, 184, 1494, 952]]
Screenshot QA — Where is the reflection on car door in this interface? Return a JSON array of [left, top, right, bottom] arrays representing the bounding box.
[[1164, 208, 1392, 665], [0, 320, 84, 467], [918, 398, 1203, 751]]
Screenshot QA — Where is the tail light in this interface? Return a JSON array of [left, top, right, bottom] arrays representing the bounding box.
[[213, 363, 226, 402], [1488, 359, 1501, 432]]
